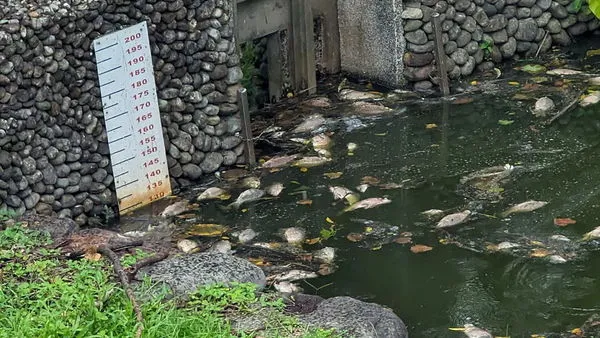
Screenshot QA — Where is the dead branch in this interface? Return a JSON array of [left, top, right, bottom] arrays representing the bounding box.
[[547, 91, 582, 125], [98, 245, 144, 338], [126, 250, 169, 279]]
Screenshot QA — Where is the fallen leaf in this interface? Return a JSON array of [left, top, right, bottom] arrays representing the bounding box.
[[530, 248, 552, 258], [374, 132, 388, 136], [305, 237, 321, 245], [323, 172, 343, 179], [571, 327, 583, 336], [529, 240, 545, 247], [325, 217, 335, 224], [394, 237, 412, 244], [186, 223, 229, 237], [498, 119, 515, 126], [508, 81, 520, 86], [370, 245, 383, 251], [470, 80, 479, 85], [84, 251, 102, 262], [300, 167, 308, 172], [248, 257, 271, 266], [554, 217, 576, 227], [361, 176, 380, 185], [297, 199, 313, 206], [522, 83, 540, 91], [587, 49, 600, 58], [452, 96, 474, 105], [410, 244, 433, 253], [346, 233, 364, 242], [425, 123, 438, 129], [519, 64, 547, 74]]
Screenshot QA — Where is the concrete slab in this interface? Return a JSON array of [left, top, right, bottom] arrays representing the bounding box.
[[337, 0, 405, 88]]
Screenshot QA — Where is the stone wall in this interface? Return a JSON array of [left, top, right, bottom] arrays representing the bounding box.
[[402, 0, 600, 90], [0, 0, 243, 224]]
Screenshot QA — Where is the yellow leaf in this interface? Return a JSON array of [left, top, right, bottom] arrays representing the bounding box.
[[344, 193, 360, 205], [364, 226, 373, 233], [374, 132, 388, 136], [297, 199, 313, 205], [508, 81, 520, 86], [300, 167, 308, 172], [218, 193, 231, 200], [248, 257, 271, 266], [530, 248, 552, 258], [305, 237, 322, 245], [529, 240, 545, 247], [269, 168, 281, 173], [186, 223, 229, 237], [439, 238, 451, 245], [241, 208, 248, 213], [448, 327, 466, 331], [571, 327, 583, 336], [325, 217, 335, 224], [586, 49, 600, 58], [84, 252, 102, 262], [425, 123, 438, 129], [323, 172, 343, 179], [431, 144, 440, 147], [370, 245, 383, 251], [287, 92, 294, 98], [470, 80, 479, 85], [258, 158, 266, 164], [530, 335, 546, 338]]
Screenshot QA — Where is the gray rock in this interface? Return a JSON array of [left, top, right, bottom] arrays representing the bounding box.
[[483, 14, 507, 32], [552, 30, 571, 46], [299, 297, 408, 338], [500, 37, 517, 57], [401, 7, 423, 19], [136, 253, 266, 296], [568, 22, 588, 36], [515, 18, 538, 41], [404, 20, 423, 32], [547, 18, 562, 33], [560, 15, 577, 29], [182, 164, 203, 180], [451, 48, 469, 65], [200, 152, 223, 173], [536, 0, 551, 10], [456, 30, 472, 47], [550, 3, 568, 19], [536, 12, 552, 27], [405, 30, 428, 45], [492, 29, 508, 43]]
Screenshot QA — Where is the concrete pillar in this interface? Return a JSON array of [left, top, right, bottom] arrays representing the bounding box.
[[337, 0, 405, 87]]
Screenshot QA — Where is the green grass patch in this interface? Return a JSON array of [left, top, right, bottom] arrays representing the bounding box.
[[0, 223, 337, 338]]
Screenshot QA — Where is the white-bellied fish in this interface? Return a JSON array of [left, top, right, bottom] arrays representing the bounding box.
[[265, 183, 284, 197], [583, 225, 600, 240], [262, 154, 298, 169], [329, 186, 354, 200], [311, 134, 332, 150], [343, 197, 392, 212], [436, 210, 471, 228], [293, 156, 332, 168], [500, 200, 548, 217], [197, 187, 230, 201], [228, 189, 265, 209]]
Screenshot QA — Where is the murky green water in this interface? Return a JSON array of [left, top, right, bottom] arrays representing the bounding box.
[[189, 92, 600, 337]]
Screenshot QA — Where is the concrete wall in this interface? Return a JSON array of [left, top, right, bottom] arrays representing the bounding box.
[[338, 0, 600, 89], [0, 0, 243, 224]]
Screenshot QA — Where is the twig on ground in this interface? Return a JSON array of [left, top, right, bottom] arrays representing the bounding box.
[[98, 245, 145, 338], [535, 30, 548, 58], [126, 250, 169, 279]]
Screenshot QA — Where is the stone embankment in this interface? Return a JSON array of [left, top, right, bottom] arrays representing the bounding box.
[[0, 0, 243, 224], [403, 0, 600, 90]]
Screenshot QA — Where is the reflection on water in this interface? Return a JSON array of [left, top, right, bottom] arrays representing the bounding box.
[[185, 93, 600, 336]]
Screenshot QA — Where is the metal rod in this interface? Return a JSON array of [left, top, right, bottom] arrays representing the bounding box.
[[431, 12, 450, 96], [237, 87, 256, 166]]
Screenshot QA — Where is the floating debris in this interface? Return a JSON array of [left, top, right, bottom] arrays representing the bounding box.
[[435, 210, 471, 229], [293, 114, 327, 133], [240, 176, 261, 189], [548, 255, 568, 264], [421, 209, 445, 220], [500, 200, 548, 217], [311, 134, 332, 150], [533, 96, 555, 117], [160, 200, 190, 218], [262, 155, 298, 169], [266, 183, 284, 197], [582, 225, 600, 240], [343, 197, 392, 212], [197, 187, 230, 201], [283, 227, 307, 244], [546, 68, 583, 76], [228, 189, 265, 209], [347, 142, 358, 155], [268, 270, 319, 283], [339, 89, 382, 101], [186, 223, 228, 237], [356, 184, 370, 193], [312, 247, 336, 264], [329, 186, 354, 200], [237, 228, 258, 244], [207, 240, 232, 254], [351, 101, 392, 115], [177, 239, 199, 253], [273, 281, 303, 294], [293, 156, 332, 168]]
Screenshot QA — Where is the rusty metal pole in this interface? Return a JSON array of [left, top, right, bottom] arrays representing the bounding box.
[[431, 12, 450, 96], [237, 87, 256, 166]]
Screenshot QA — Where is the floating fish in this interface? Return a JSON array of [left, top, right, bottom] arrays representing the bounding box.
[[421, 209, 445, 219], [548, 255, 567, 264], [197, 187, 229, 201], [356, 184, 370, 193], [160, 200, 189, 218], [293, 114, 326, 133], [273, 281, 303, 294], [351, 101, 392, 115], [583, 225, 600, 240], [265, 183, 284, 197], [343, 197, 392, 212], [311, 134, 332, 150], [339, 89, 383, 101], [435, 210, 471, 229], [497, 241, 520, 250], [268, 269, 319, 282], [500, 200, 548, 217], [293, 156, 332, 168], [228, 189, 265, 209], [329, 186, 354, 200], [462, 324, 493, 338], [546, 68, 583, 76], [262, 154, 298, 168]]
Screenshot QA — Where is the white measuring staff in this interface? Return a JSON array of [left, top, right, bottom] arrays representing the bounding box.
[[93, 21, 171, 215]]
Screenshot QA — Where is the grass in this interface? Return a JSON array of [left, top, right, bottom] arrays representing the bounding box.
[[0, 220, 337, 338]]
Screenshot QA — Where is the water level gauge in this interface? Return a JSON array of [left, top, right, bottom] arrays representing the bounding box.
[[93, 21, 171, 215]]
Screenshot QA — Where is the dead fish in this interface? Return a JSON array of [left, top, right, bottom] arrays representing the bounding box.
[[160, 200, 189, 218], [240, 176, 261, 189], [546, 68, 583, 76], [311, 134, 332, 150], [421, 209, 445, 219], [228, 189, 265, 209], [500, 200, 548, 217], [293, 156, 332, 168], [339, 88, 382, 101], [293, 114, 326, 133], [582, 225, 600, 240], [580, 92, 600, 107], [303, 97, 332, 108], [462, 324, 493, 338], [548, 255, 567, 264], [273, 281, 303, 294], [315, 148, 332, 158], [262, 154, 298, 169], [268, 269, 319, 282], [197, 187, 229, 201], [497, 241, 520, 250], [343, 197, 392, 212], [435, 210, 471, 229], [329, 186, 354, 200], [356, 184, 370, 193], [351, 101, 392, 115], [265, 183, 284, 197]]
